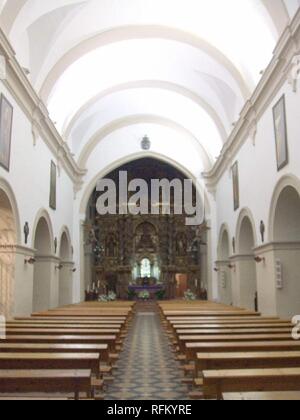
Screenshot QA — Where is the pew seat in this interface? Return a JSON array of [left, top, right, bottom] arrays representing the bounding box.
[[203, 368, 300, 400], [0, 370, 92, 400], [223, 392, 300, 400], [0, 353, 100, 376]]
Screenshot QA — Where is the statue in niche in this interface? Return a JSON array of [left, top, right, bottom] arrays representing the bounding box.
[[176, 233, 187, 256], [24, 222, 30, 245], [260, 221, 266, 243], [106, 235, 117, 257], [136, 222, 155, 251]]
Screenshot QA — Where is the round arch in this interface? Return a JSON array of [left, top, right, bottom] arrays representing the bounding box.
[[31, 209, 54, 254], [268, 174, 300, 242], [217, 223, 231, 260], [39, 25, 250, 101], [0, 178, 21, 244], [59, 226, 72, 261], [79, 151, 211, 218], [0, 180, 19, 317], [64, 80, 228, 143], [77, 114, 214, 170], [236, 208, 257, 253]]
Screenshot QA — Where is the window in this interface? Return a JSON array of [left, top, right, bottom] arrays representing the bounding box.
[[140, 258, 151, 278]]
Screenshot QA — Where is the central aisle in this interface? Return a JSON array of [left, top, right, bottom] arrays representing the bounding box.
[[106, 303, 188, 400]]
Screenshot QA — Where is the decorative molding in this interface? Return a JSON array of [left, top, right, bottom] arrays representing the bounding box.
[[0, 28, 86, 185], [230, 253, 254, 262], [254, 241, 300, 254], [35, 255, 61, 263], [202, 9, 300, 188], [287, 54, 300, 92]]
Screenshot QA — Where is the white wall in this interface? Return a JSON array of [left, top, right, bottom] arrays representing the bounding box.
[[215, 77, 300, 317], [0, 81, 75, 315]]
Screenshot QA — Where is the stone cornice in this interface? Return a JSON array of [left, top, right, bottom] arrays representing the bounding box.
[[0, 29, 86, 186], [230, 254, 254, 262], [215, 259, 229, 266], [203, 9, 300, 188], [254, 241, 300, 254], [35, 255, 61, 263]]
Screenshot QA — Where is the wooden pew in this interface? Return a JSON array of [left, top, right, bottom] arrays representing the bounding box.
[[176, 328, 292, 335], [5, 328, 120, 336], [3, 335, 117, 351], [0, 370, 92, 400], [172, 323, 291, 329], [6, 323, 123, 330], [168, 317, 282, 323], [164, 311, 260, 317], [32, 311, 130, 318], [0, 343, 109, 363], [203, 368, 300, 400], [185, 341, 300, 360], [13, 318, 126, 324], [0, 353, 100, 377], [223, 392, 300, 400], [196, 352, 300, 375]]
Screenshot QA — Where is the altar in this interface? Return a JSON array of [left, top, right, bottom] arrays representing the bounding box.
[[128, 284, 164, 299]]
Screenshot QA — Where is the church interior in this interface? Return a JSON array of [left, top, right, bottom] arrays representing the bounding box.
[[0, 0, 300, 401]]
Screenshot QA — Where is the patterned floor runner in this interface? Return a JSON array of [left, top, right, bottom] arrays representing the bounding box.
[[106, 303, 188, 400]]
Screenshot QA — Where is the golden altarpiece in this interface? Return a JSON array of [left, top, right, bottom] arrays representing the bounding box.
[[84, 159, 208, 300]]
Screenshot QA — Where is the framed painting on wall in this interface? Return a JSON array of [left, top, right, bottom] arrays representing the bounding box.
[[232, 161, 240, 211], [273, 95, 289, 171], [0, 94, 13, 172], [49, 161, 57, 210]]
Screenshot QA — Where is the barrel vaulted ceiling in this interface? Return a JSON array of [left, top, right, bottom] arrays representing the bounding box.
[[0, 0, 298, 172]]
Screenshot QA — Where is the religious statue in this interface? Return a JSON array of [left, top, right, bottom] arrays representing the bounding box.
[[176, 233, 187, 256], [88, 228, 97, 246], [106, 235, 117, 257], [136, 223, 155, 250], [260, 221, 265, 243], [24, 222, 30, 245]]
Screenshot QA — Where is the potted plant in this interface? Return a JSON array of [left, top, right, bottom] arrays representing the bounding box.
[[127, 289, 137, 301], [138, 290, 150, 301], [184, 289, 197, 301], [155, 289, 166, 300]]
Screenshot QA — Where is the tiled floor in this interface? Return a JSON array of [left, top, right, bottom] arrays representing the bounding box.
[[106, 303, 188, 400]]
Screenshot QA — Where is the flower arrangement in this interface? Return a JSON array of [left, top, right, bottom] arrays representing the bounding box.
[[138, 290, 150, 301], [184, 289, 197, 301], [98, 291, 117, 302]]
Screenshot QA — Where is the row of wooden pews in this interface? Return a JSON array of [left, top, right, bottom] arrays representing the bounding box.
[[0, 301, 134, 400], [160, 301, 300, 400]]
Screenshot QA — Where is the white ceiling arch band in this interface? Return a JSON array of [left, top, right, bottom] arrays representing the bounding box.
[[39, 25, 251, 101], [78, 114, 213, 170], [63, 80, 228, 143]]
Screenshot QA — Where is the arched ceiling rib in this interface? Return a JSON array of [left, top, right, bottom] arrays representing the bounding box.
[[0, 0, 295, 172]]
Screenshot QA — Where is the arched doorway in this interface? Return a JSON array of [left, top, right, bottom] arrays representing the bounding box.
[[237, 215, 257, 310], [33, 216, 52, 312], [59, 231, 73, 306], [273, 185, 300, 317], [217, 228, 232, 305], [0, 188, 17, 318]]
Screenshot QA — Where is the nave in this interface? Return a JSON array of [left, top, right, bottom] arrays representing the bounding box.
[[106, 303, 188, 400], [0, 299, 300, 400]]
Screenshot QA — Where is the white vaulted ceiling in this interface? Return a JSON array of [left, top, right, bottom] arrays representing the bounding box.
[[0, 0, 297, 172]]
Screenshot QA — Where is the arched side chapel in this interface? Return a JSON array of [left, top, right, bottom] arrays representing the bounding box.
[[0, 3, 299, 321]]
